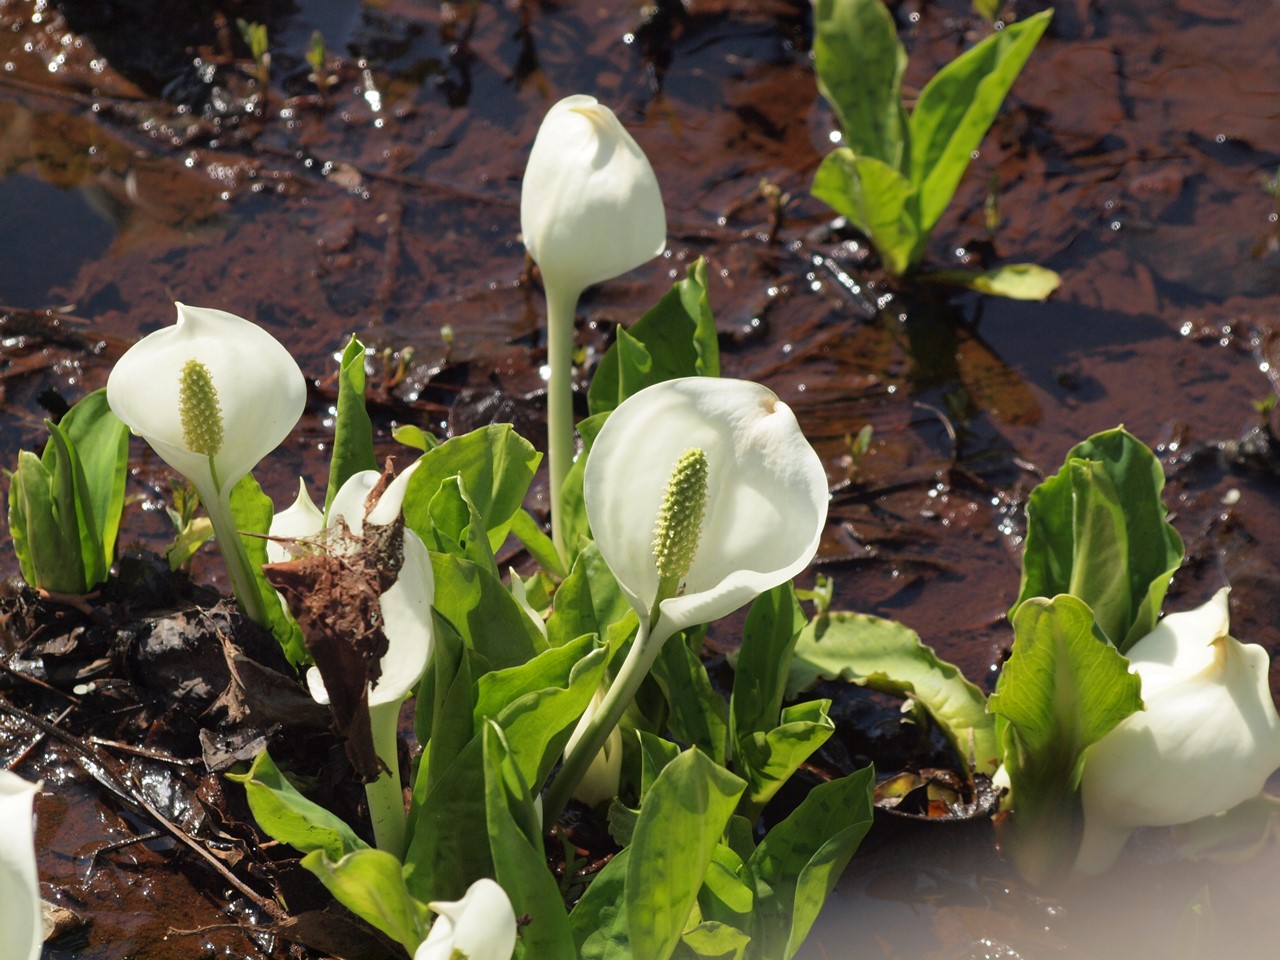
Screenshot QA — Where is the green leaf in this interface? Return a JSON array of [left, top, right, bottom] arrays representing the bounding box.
[[587, 259, 720, 417], [547, 541, 633, 650], [58, 388, 129, 577], [559, 412, 609, 557], [786, 611, 998, 776], [431, 552, 543, 671], [301, 848, 428, 954], [424, 474, 499, 573], [8, 448, 86, 593], [651, 635, 728, 765], [638, 730, 683, 796], [481, 722, 577, 960], [1014, 426, 1184, 651], [987, 595, 1142, 885], [403, 424, 541, 554], [228, 473, 307, 665], [926, 263, 1062, 300], [392, 422, 438, 452], [731, 584, 807, 755], [228, 750, 367, 860], [734, 700, 835, 816], [812, 0, 910, 169], [909, 9, 1053, 232], [403, 735, 492, 904], [411, 611, 475, 819], [627, 748, 746, 960], [747, 766, 874, 960], [475, 634, 607, 790], [674, 921, 751, 960], [698, 844, 755, 926], [571, 846, 632, 959], [811, 149, 920, 277], [324, 336, 378, 515], [510, 508, 565, 578]]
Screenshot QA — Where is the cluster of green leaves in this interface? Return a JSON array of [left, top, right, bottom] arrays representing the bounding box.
[[230, 260, 873, 959], [7, 389, 129, 595], [790, 426, 1184, 885], [810, 0, 1060, 300]]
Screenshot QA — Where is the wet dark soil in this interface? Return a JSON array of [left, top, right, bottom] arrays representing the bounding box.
[[2, 0, 1280, 956]]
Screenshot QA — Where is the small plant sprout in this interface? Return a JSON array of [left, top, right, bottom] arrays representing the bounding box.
[[306, 30, 333, 91], [811, 0, 1059, 299], [521, 94, 667, 559], [237, 18, 270, 89], [0, 770, 42, 960], [416, 878, 517, 960], [106, 303, 306, 627], [544, 377, 828, 824], [1075, 589, 1280, 874]]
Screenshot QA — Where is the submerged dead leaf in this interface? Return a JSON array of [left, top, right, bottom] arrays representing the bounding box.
[[263, 465, 404, 783]]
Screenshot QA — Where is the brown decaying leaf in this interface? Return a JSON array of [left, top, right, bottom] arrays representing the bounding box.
[[263, 464, 405, 783]]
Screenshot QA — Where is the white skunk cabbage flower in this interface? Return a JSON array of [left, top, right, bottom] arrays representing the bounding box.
[[270, 463, 433, 858], [563, 687, 624, 807], [0, 770, 42, 960], [521, 94, 666, 299], [1076, 588, 1280, 874], [585, 377, 828, 650], [415, 878, 517, 960], [107, 303, 306, 624], [107, 303, 305, 507], [266, 463, 433, 710], [520, 94, 667, 558]]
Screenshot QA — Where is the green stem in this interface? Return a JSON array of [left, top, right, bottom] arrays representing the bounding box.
[[543, 619, 660, 830], [544, 278, 582, 564], [204, 488, 270, 627], [365, 698, 407, 858]]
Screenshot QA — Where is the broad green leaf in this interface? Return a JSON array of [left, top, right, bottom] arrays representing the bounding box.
[[228, 473, 307, 665], [748, 766, 874, 960], [476, 634, 607, 790], [424, 474, 498, 573], [301, 848, 428, 954], [987, 595, 1142, 885], [627, 748, 746, 960], [909, 9, 1053, 232], [735, 700, 835, 816], [786, 611, 998, 776], [652, 635, 728, 765], [571, 846, 632, 959], [587, 259, 719, 417], [392, 422, 438, 452], [674, 921, 751, 960], [324, 336, 378, 515], [510, 508, 566, 578], [228, 750, 367, 860], [1014, 426, 1183, 651], [431, 552, 543, 671], [403, 735, 492, 904], [481, 722, 577, 960], [58, 388, 129, 577], [731, 584, 807, 755], [638, 730, 683, 796], [403, 424, 541, 553], [927, 263, 1062, 300], [811, 149, 920, 277], [46, 418, 106, 587], [547, 541, 632, 650], [812, 0, 909, 169], [698, 844, 755, 926], [411, 612, 474, 822]]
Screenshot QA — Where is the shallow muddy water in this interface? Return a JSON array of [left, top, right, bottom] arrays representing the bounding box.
[[2, 0, 1280, 956]]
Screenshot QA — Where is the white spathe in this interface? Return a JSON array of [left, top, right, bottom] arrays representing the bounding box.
[[0, 770, 42, 960], [415, 878, 517, 960], [563, 687, 624, 807], [584, 377, 829, 649], [521, 94, 666, 298], [266, 480, 326, 564], [1076, 588, 1280, 874], [267, 463, 434, 709], [106, 303, 306, 503]]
